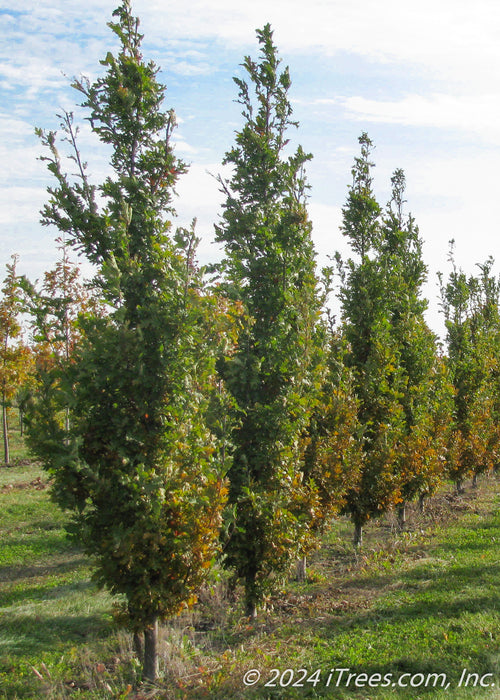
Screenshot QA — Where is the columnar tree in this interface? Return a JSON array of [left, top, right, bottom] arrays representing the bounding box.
[[32, 1, 226, 682], [215, 25, 324, 616], [439, 250, 499, 490], [380, 170, 451, 525], [337, 135, 406, 545], [299, 323, 361, 568], [472, 259, 500, 480]]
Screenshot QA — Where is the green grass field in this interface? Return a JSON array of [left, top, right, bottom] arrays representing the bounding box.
[[1, 421, 499, 699]]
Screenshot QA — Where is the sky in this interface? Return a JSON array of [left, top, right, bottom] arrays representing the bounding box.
[[2, 0, 500, 339]]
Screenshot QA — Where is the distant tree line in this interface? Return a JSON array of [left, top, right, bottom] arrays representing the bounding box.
[[1, 1, 499, 683]]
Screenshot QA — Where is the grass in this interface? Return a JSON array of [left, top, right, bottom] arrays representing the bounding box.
[[205, 487, 500, 700], [1, 409, 31, 466], [0, 421, 132, 699], [0, 422, 499, 699]]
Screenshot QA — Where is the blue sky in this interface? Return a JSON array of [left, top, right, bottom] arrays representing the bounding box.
[[2, 0, 500, 337]]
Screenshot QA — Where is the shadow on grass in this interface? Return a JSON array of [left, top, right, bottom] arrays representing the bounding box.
[[0, 553, 85, 584], [27, 518, 68, 532], [1, 529, 72, 550], [338, 559, 500, 598], [1, 573, 94, 607], [0, 608, 112, 656], [312, 557, 500, 632]]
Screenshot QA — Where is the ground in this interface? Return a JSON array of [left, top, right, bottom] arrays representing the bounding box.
[[0, 422, 499, 699]]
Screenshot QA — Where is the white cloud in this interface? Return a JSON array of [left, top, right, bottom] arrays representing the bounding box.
[[172, 138, 198, 155], [406, 150, 499, 209], [3, 0, 500, 93], [168, 60, 213, 77], [140, 0, 500, 89], [0, 186, 46, 224], [308, 201, 344, 263], [0, 59, 65, 93], [0, 113, 35, 146], [335, 93, 500, 142], [173, 163, 228, 263]]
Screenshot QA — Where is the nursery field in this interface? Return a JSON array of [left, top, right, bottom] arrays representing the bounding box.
[[3, 4, 500, 698], [1, 430, 499, 699]]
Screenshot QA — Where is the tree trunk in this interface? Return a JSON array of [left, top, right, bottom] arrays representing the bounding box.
[[296, 556, 307, 583], [133, 631, 144, 660], [418, 492, 426, 513], [455, 478, 464, 494], [397, 503, 406, 530], [472, 472, 478, 488], [246, 599, 257, 619], [245, 570, 258, 619], [2, 400, 9, 465], [19, 408, 23, 436], [143, 617, 158, 684], [353, 519, 363, 547]]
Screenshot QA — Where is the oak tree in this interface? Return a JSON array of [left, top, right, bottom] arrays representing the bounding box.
[[380, 170, 451, 525], [337, 135, 406, 545], [439, 250, 499, 491], [215, 25, 324, 616], [33, 2, 226, 682]]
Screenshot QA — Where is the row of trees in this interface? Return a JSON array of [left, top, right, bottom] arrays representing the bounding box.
[[2, 1, 499, 682]]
